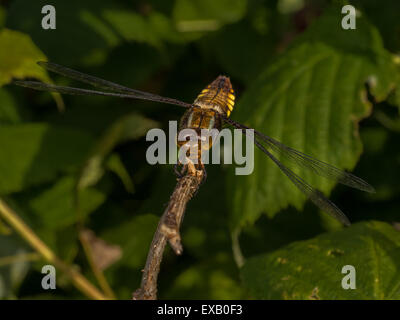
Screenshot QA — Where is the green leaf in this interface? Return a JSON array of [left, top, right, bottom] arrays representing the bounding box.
[[173, 0, 247, 36], [227, 9, 400, 229], [241, 221, 400, 299], [77, 113, 157, 190], [0, 28, 49, 86], [101, 10, 182, 48], [0, 123, 94, 194], [106, 154, 134, 194], [0, 88, 21, 124], [101, 213, 159, 269], [0, 28, 64, 110], [27, 176, 106, 229]]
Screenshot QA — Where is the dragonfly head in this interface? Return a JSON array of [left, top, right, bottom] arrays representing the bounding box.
[[194, 75, 235, 117], [214, 75, 231, 89]]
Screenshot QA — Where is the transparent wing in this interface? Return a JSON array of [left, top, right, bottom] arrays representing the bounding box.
[[37, 61, 152, 96], [222, 115, 376, 226], [253, 137, 351, 226], [222, 116, 375, 193], [15, 61, 192, 109]]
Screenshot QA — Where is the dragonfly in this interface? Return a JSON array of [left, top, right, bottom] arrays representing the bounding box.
[[14, 61, 375, 226]]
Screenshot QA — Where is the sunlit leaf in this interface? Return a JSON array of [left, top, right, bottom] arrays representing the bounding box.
[[0, 29, 49, 86], [0, 28, 64, 110], [241, 221, 400, 299]]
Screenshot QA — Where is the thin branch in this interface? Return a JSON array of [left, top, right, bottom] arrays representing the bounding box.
[[133, 168, 204, 300], [0, 198, 109, 300]]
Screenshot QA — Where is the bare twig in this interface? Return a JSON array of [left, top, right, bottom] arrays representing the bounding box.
[[133, 168, 204, 300]]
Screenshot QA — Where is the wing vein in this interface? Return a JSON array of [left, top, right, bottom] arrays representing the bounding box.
[[15, 61, 192, 109], [222, 115, 375, 193]]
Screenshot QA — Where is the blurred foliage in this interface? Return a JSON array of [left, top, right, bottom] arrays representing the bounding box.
[[0, 0, 399, 300]]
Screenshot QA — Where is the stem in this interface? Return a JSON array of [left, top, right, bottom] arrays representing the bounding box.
[[0, 252, 40, 267], [0, 198, 108, 300], [133, 170, 204, 300], [231, 228, 245, 268], [79, 230, 116, 299]]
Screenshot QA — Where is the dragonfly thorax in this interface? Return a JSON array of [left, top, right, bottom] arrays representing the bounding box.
[[176, 76, 235, 162]]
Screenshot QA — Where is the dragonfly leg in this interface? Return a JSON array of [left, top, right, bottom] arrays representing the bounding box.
[[192, 161, 207, 198], [174, 162, 183, 178], [174, 158, 206, 193], [197, 162, 207, 185], [174, 161, 188, 178]]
